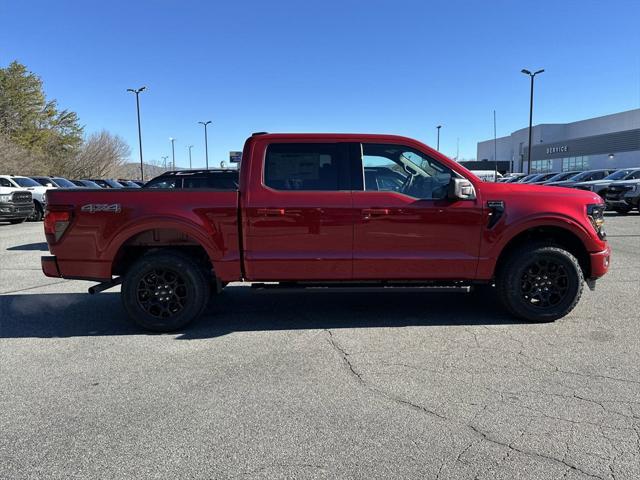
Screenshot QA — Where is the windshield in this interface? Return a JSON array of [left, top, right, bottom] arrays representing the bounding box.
[[568, 170, 600, 182], [545, 171, 577, 183], [606, 169, 635, 180], [52, 177, 77, 188], [520, 174, 542, 183], [14, 177, 42, 187]]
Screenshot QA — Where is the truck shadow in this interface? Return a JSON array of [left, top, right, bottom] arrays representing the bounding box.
[[6, 242, 49, 251], [0, 286, 525, 340]]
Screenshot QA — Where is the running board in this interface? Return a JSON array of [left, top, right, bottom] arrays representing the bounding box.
[[250, 281, 472, 293]]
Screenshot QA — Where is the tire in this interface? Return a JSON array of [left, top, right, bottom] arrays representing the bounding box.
[[496, 244, 584, 322], [121, 250, 211, 332], [28, 201, 43, 222], [613, 206, 631, 215], [9, 218, 27, 224]]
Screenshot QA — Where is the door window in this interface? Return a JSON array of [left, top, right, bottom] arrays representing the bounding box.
[[361, 144, 453, 200], [0, 178, 13, 187], [264, 143, 350, 191]]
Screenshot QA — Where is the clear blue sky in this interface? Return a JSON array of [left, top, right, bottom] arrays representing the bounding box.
[[1, 0, 639, 168]]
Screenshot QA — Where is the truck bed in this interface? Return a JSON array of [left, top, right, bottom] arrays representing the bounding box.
[[44, 188, 242, 282]]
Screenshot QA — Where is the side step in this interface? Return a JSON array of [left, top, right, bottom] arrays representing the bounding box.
[[250, 281, 472, 293]]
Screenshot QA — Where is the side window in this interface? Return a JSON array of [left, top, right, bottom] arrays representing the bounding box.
[[145, 178, 180, 189], [183, 177, 208, 189], [264, 143, 349, 191], [361, 144, 453, 200], [0, 178, 13, 187]]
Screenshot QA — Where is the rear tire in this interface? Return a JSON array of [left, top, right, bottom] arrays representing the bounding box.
[[496, 244, 583, 322], [122, 250, 211, 332]]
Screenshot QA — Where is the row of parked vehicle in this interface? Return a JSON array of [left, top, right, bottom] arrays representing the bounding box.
[[0, 175, 145, 223], [498, 168, 640, 214]]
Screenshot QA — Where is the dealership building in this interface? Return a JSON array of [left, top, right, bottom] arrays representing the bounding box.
[[476, 108, 640, 174]]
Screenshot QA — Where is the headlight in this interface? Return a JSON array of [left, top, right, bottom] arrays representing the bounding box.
[[0, 194, 11, 202], [587, 204, 606, 240]]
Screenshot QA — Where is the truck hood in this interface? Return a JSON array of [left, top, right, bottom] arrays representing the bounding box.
[[573, 179, 611, 187], [481, 181, 602, 204]]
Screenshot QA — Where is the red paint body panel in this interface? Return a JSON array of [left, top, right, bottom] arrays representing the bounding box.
[[42, 133, 610, 285]]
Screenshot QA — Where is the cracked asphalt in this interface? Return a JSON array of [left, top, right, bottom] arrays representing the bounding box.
[[1, 214, 639, 479]]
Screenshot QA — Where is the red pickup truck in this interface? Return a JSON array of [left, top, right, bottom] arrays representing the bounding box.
[[42, 133, 610, 331]]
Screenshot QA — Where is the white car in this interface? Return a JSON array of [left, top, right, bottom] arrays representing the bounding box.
[[0, 175, 50, 221]]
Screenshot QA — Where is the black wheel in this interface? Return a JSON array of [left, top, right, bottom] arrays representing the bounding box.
[[613, 206, 631, 214], [496, 244, 583, 322], [28, 201, 43, 221], [122, 250, 211, 332], [9, 218, 27, 224]]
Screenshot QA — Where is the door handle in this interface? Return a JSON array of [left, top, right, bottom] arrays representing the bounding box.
[[257, 208, 286, 217], [362, 208, 390, 218]]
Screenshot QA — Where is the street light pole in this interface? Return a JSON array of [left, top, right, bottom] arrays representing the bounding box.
[[521, 68, 544, 174], [169, 137, 176, 170], [188, 145, 194, 169], [198, 121, 212, 169], [126, 86, 146, 181], [161, 156, 169, 169], [436, 125, 442, 151]]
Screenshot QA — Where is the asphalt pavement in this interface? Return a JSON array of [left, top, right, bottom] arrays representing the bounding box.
[[1, 215, 639, 479]]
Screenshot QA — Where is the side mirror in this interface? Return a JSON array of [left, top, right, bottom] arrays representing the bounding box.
[[46, 183, 54, 187], [448, 177, 476, 200]]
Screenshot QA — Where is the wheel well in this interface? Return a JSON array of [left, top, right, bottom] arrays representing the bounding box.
[[495, 226, 591, 279], [112, 228, 214, 278]]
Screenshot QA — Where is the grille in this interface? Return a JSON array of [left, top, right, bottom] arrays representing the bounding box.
[[11, 191, 32, 204]]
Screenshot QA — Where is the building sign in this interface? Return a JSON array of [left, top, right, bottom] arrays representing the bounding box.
[[546, 145, 568, 155], [229, 151, 242, 163]]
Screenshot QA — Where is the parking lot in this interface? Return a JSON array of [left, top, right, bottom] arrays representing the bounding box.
[[1, 215, 639, 480]]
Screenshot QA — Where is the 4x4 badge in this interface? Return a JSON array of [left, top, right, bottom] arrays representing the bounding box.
[[81, 204, 122, 213]]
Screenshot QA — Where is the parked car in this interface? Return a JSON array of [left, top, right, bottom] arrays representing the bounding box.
[[51, 177, 79, 188], [545, 169, 615, 188], [573, 168, 640, 200], [527, 172, 561, 184], [31, 176, 58, 188], [519, 172, 558, 184], [144, 169, 239, 189], [71, 179, 104, 188], [131, 180, 146, 187], [535, 171, 580, 185], [605, 178, 640, 214], [117, 179, 142, 188], [42, 132, 610, 332], [500, 173, 527, 183], [0, 186, 33, 224], [85, 179, 124, 188], [0, 175, 49, 221]]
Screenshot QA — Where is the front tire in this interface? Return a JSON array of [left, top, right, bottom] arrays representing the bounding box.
[[496, 244, 584, 322], [122, 250, 211, 332], [28, 201, 43, 221], [613, 206, 631, 214]]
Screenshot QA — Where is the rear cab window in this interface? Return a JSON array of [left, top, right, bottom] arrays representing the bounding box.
[[264, 143, 351, 191]]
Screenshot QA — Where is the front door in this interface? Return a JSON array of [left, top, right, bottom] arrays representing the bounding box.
[[243, 141, 355, 281], [352, 142, 484, 280]]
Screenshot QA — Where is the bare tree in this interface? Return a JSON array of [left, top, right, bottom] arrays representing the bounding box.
[[0, 133, 46, 175], [65, 131, 130, 178]]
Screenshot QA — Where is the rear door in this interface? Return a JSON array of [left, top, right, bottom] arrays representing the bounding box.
[[352, 142, 484, 280], [243, 141, 355, 281]]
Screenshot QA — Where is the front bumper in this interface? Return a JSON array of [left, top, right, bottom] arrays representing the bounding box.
[[589, 246, 611, 279], [0, 202, 34, 219]]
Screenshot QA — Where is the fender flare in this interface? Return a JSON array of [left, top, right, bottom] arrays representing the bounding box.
[[105, 215, 221, 264]]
